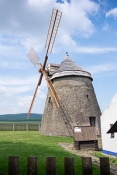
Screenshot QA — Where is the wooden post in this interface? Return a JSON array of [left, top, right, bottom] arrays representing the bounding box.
[[26, 123, 28, 131], [38, 124, 40, 134], [27, 157, 38, 175], [8, 156, 19, 175], [13, 123, 15, 131], [82, 157, 92, 175], [64, 157, 74, 175], [78, 141, 80, 150], [100, 157, 110, 175], [46, 157, 56, 175]]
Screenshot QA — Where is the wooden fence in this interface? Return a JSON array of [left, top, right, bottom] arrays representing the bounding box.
[[8, 156, 110, 175], [0, 123, 40, 131]]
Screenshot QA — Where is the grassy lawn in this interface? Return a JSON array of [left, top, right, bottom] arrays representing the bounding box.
[[0, 131, 99, 175], [94, 151, 117, 165]]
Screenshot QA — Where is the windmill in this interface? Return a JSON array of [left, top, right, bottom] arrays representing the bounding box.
[[26, 8, 101, 141], [27, 9, 74, 135]]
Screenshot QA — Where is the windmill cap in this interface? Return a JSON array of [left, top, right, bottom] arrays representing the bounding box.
[[48, 56, 92, 80], [57, 55, 84, 72]]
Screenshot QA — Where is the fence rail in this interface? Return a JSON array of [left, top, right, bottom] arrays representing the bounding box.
[[0, 123, 40, 131], [8, 156, 110, 175]]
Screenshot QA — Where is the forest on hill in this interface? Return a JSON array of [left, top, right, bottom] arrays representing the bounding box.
[[0, 113, 42, 122]]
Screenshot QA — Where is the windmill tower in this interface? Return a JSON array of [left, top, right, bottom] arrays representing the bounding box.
[[26, 9, 101, 142], [40, 55, 102, 137]]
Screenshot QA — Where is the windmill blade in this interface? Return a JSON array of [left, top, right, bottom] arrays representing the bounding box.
[[27, 48, 60, 117], [27, 48, 41, 118], [40, 67, 60, 109], [27, 9, 62, 118], [27, 47, 47, 86], [38, 9, 62, 86], [27, 47, 40, 66], [45, 8, 62, 56], [27, 79, 40, 118], [48, 85, 60, 109], [37, 55, 48, 86], [47, 80, 60, 109], [28, 66, 60, 118]]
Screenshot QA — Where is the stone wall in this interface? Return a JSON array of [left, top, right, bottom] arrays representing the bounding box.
[[40, 76, 101, 136]]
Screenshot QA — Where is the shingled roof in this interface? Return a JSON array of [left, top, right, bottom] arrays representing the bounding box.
[[48, 55, 92, 80], [107, 121, 117, 133], [57, 55, 83, 72]]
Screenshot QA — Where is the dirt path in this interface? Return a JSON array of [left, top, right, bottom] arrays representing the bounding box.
[[59, 143, 117, 175]]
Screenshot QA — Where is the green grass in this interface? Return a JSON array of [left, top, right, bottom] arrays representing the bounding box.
[[0, 131, 99, 175], [94, 151, 117, 165]]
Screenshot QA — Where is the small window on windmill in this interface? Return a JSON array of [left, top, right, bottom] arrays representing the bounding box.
[[89, 117, 96, 126], [86, 94, 88, 98], [110, 124, 114, 138], [48, 97, 51, 103]]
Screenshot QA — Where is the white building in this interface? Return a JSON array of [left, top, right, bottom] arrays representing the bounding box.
[[101, 93, 117, 156]]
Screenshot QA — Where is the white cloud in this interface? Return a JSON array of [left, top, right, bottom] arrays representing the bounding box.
[[87, 62, 117, 74], [53, 0, 100, 52], [21, 37, 44, 51], [0, 60, 28, 70], [2, 0, 117, 115], [0, 0, 100, 52], [0, 76, 47, 115], [74, 46, 117, 54], [28, 0, 54, 7], [18, 96, 34, 108], [0, 76, 36, 86], [106, 7, 117, 18], [0, 75, 47, 95], [59, 0, 99, 37], [0, 87, 47, 115], [0, 85, 32, 97], [18, 89, 46, 108], [0, 45, 23, 58]]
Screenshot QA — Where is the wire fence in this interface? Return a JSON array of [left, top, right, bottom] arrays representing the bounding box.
[[0, 123, 40, 131]]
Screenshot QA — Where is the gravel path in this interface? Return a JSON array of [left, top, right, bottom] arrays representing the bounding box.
[[59, 143, 117, 175]]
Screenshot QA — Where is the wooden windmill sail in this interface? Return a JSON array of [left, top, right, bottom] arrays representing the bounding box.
[[27, 9, 74, 135]]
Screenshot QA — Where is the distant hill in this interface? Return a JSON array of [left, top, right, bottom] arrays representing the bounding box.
[[0, 113, 42, 122]]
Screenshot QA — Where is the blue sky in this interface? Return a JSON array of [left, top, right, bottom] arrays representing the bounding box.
[[0, 0, 117, 115]]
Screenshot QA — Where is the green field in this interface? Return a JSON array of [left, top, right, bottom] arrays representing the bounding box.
[[0, 131, 99, 175]]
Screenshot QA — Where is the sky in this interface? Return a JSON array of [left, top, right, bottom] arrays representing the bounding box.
[[0, 0, 117, 115]]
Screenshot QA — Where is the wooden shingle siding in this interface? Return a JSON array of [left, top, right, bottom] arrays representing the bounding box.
[[74, 126, 98, 150], [74, 126, 97, 141]]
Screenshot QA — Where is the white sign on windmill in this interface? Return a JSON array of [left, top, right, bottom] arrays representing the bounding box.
[[74, 127, 81, 132]]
